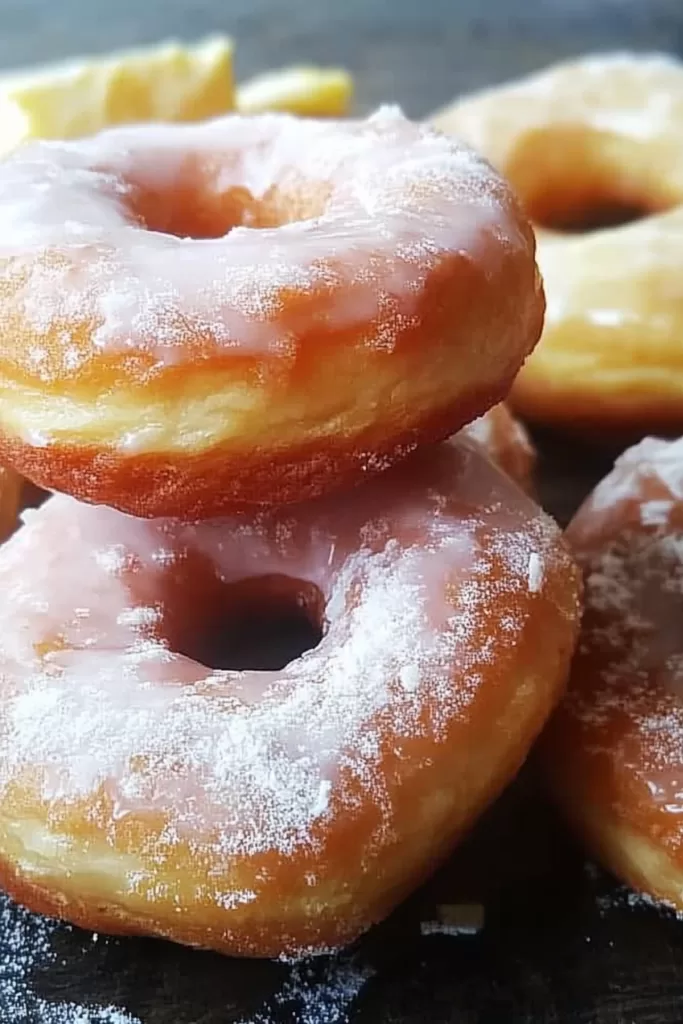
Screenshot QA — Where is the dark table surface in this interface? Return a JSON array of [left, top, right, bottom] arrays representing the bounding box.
[[1, 1, 683, 1021]]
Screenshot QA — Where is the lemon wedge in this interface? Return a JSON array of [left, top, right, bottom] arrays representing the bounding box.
[[0, 35, 234, 155], [236, 65, 353, 116]]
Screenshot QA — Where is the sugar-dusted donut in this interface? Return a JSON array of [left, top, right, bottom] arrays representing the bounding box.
[[541, 436, 683, 907], [460, 403, 536, 493], [432, 54, 683, 432], [0, 436, 579, 957], [0, 107, 542, 518]]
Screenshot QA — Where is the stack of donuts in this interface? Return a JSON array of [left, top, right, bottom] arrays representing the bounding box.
[[0, 100, 585, 958], [0, 46, 681, 965]]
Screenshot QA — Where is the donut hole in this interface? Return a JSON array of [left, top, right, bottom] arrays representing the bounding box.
[[128, 171, 332, 240], [527, 190, 653, 234], [175, 574, 325, 671], [507, 126, 673, 234]]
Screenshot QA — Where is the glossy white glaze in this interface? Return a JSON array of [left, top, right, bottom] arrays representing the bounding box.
[[0, 107, 522, 371]]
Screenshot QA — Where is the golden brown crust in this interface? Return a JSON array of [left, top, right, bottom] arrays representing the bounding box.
[[2, 386, 508, 518]]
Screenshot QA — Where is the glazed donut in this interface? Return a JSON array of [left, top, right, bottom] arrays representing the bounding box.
[[541, 436, 683, 908], [459, 403, 536, 493], [0, 436, 580, 958], [0, 107, 543, 519], [432, 53, 683, 432]]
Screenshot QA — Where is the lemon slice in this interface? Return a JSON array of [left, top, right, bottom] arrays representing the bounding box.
[[236, 65, 353, 116], [0, 35, 234, 155]]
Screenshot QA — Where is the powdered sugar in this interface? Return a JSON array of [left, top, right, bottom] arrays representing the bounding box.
[[214, 889, 258, 910], [563, 436, 683, 798], [115, 605, 161, 629], [0, 438, 575, 955], [593, 877, 683, 920], [32, 1002, 140, 1023], [0, 897, 140, 1024], [420, 902, 484, 937], [237, 955, 372, 1024], [93, 544, 128, 575], [646, 439, 683, 498], [399, 663, 420, 692], [569, 524, 683, 751], [580, 438, 683, 521], [640, 500, 674, 526], [462, 412, 495, 449], [458, 404, 534, 489], [527, 552, 544, 593]]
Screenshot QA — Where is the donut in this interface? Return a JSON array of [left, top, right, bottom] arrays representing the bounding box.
[[459, 402, 536, 493], [432, 53, 683, 433], [540, 436, 683, 908], [0, 436, 580, 957], [0, 107, 543, 519]]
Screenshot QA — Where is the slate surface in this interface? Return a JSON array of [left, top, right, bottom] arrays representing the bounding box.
[[0, 0, 682, 1020]]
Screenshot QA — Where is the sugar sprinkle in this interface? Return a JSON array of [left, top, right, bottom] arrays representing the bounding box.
[[237, 955, 373, 1024], [0, 896, 140, 1024]]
